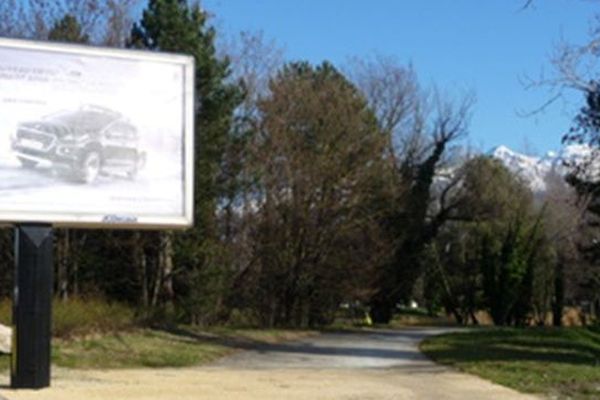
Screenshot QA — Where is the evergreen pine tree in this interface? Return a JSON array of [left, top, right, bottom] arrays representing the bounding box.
[[129, 0, 242, 322], [48, 14, 89, 43]]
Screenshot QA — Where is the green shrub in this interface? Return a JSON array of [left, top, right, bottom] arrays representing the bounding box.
[[225, 308, 260, 328], [52, 297, 135, 338], [0, 299, 10, 325], [0, 297, 135, 338]]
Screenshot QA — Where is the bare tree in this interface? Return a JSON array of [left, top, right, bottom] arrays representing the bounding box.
[[346, 55, 422, 165], [221, 30, 284, 122], [346, 55, 478, 323], [0, 0, 142, 45], [239, 61, 390, 327], [369, 92, 475, 322], [532, 11, 600, 324], [541, 171, 588, 325]]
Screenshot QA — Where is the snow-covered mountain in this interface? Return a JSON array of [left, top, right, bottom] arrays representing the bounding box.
[[489, 144, 593, 193]]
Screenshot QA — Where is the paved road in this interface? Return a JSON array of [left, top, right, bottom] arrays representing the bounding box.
[[1, 328, 540, 400], [205, 327, 540, 399], [213, 327, 454, 370]]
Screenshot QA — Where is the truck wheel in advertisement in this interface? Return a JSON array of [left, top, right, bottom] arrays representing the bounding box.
[[78, 150, 101, 184]]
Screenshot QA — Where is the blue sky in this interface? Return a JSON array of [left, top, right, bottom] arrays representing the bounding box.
[[203, 0, 599, 155]]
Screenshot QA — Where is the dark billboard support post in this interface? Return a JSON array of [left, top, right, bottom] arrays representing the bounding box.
[[11, 224, 53, 389]]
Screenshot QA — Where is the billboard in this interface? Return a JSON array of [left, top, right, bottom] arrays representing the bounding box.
[[0, 38, 194, 228]]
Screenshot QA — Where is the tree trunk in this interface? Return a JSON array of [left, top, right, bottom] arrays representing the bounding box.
[[158, 231, 175, 310], [469, 310, 479, 325], [56, 229, 69, 301], [448, 307, 463, 325], [133, 231, 149, 308], [369, 296, 394, 324], [552, 259, 565, 327], [71, 230, 84, 297]]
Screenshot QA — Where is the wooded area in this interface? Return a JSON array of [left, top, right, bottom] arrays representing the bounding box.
[[0, 0, 598, 329]]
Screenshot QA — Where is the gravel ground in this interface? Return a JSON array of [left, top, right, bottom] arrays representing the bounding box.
[[0, 328, 540, 400]]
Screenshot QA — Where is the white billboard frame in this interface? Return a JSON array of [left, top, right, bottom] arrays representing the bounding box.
[[0, 37, 195, 229]]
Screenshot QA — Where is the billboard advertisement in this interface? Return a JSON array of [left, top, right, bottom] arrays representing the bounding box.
[[0, 38, 194, 228]]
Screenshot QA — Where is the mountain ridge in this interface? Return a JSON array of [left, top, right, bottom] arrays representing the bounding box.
[[488, 144, 592, 193]]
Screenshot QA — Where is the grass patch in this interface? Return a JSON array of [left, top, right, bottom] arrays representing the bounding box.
[[0, 297, 315, 371], [389, 312, 454, 327], [421, 326, 600, 399], [52, 298, 135, 338], [331, 306, 455, 329], [50, 326, 313, 369], [0, 327, 313, 372], [205, 326, 315, 344], [0, 299, 10, 325], [52, 329, 228, 369], [0, 297, 135, 338]]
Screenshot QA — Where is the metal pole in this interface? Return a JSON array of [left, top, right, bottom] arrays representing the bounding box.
[[11, 224, 53, 389]]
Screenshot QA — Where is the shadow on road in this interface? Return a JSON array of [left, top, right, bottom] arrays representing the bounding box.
[[156, 326, 455, 369]]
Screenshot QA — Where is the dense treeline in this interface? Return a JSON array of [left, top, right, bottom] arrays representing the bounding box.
[[0, 0, 598, 328]]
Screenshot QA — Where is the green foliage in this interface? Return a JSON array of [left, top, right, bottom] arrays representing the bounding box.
[[368, 92, 472, 324], [130, 0, 241, 224], [0, 2, 584, 334], [465, 158, 543, 326], [458, 157, 532, 222], [176, 258, 235, 325], [426, 156, 544, 326], [422, 327, 600, 399], [480, 215, 542, 326], [562, 82, 600, 321], [48, 14, 89, 43], [129, 0, 242, 324]]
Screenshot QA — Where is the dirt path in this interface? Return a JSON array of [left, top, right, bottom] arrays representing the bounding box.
[[0, 328, 540, 400]]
